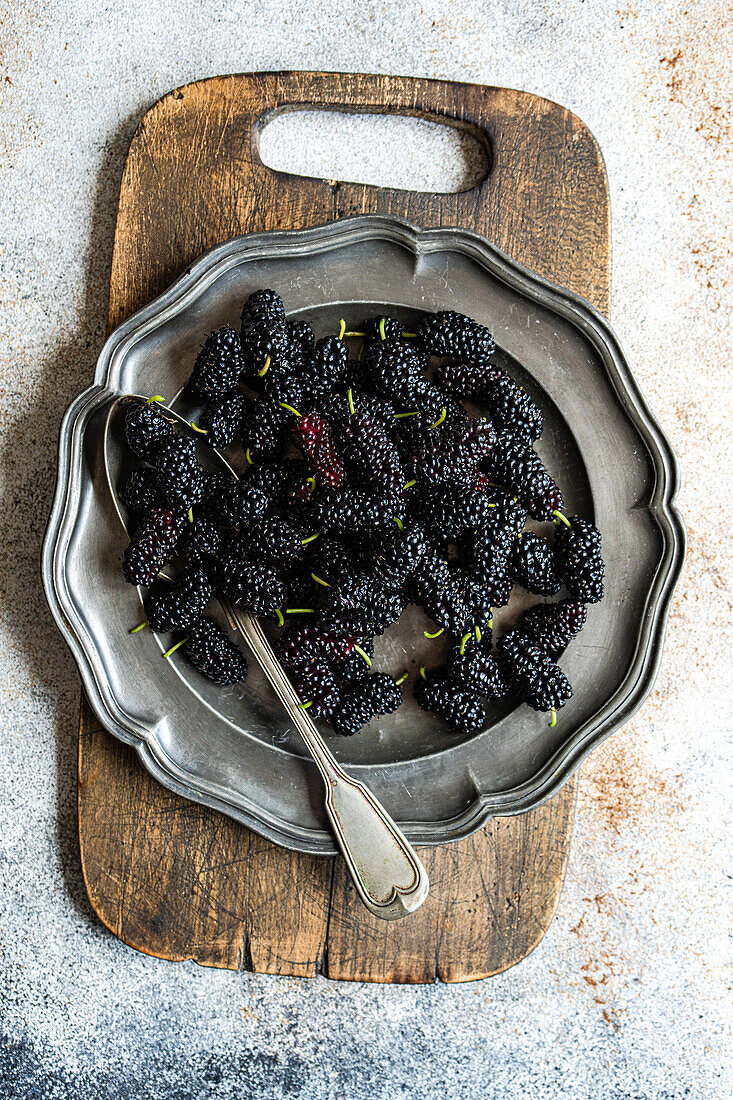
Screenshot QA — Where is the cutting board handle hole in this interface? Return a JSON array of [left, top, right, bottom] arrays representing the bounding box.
[[258, 109, 489, 194]]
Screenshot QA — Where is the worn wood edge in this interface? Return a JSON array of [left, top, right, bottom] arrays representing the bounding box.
[[76, 698, 195, 964], [436, 780, 579, 984], [76, 699, 219, 967], [78, 696, 334, 972]]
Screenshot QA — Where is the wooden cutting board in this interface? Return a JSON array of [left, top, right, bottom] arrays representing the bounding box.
[[78, 71, 609, 982]]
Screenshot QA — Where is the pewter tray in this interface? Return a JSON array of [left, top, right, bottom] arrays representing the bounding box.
[[42, 216, 685, 854]]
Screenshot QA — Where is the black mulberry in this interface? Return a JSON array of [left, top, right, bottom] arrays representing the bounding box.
[[240, 289, 288, 370], [331, 674, 401, 737], [448, 643, 509, 698], [554, 516, 605, 603], [185, 617, 248, 685], [219, 559, 287, 616], [413, 671, 486, 733], [154, 436, 206, 509], [292, 413, 345, 488], [497, 631, 572, 712], [122, 467, 163, 517], [516, 599, 587, 659], [188, 326, 246, 398], [200, 393, 251, 447], [417, 311, 495, 363], [484, 432, 563, 521], [146, 568, 212, 632], [124, 400, 174, 461], [511, 533, 560, 596], [122, 508, 186, 586]]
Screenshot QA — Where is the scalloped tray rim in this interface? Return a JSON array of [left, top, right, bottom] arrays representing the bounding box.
[[42, 215, 686, 855]]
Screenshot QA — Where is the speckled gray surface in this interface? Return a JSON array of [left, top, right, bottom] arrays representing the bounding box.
[[1, 1, 732, 1097]]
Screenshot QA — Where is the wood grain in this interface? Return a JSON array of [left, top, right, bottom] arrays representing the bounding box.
[[79, 71, 609, 982]]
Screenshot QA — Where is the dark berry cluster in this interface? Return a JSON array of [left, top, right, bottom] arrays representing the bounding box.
[[119, 293, 604, 729]]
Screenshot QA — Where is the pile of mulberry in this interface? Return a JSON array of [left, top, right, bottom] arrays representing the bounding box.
[[119, 291, 605, 719]]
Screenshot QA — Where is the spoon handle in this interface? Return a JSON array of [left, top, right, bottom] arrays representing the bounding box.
[[230, 609, 429, 920]]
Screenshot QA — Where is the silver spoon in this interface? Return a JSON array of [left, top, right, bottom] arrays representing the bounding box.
[[105, 394, 429, 920]]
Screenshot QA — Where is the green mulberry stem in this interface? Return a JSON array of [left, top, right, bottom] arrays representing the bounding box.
[[552, 510, 572, 529], [379, 318, 387, 341], [129, 620, 148, 634], [279, 402, 302, 417], [301, 532, 320, 545], [148, 395, 166, 404], [459, 632, 472, 656], [393, 410, 419, 419], [430, 407, 447, 429], [298, 700, 313, 710], [347, 388, 355, 415], [395, 671, 409, 686], [258, 355, 271, 377], [162, 637, 187, 659], [549, 708, 557, 728], [401, 331, 417, 338], [418, 665, 428, 681], [274, 609, 285, 627], [189, 421, 209, 434], [285, 608, 315, 615], [403, 479, 417, 490], [424, 627, 444, 639], [353, 644, 372, 667], [392, 516, 404, 530], [311, 573, 331, 587], [245, 448, 254, 465]]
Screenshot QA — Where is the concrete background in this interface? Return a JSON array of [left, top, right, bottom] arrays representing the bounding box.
[[1, 0, 731, 1096]]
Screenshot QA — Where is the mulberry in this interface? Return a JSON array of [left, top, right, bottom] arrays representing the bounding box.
[[480, 371, 543, 444], [516, 599, 587, 659], [244, 399, 289, 457], [200, 393, 251, 447], [511, 533, 560, 596], [448, 644, 509, 699], [154, 436, 206, 509], [204, 477, 269, 528], [124, 400, 174, 461], [185, 617, 248, 684], [240, 289, 288, 370], [146, 568, 212, 633], [331, 674, 401, 737], [484, 432, 563, 520], [292, 413, 345, 488], [188, 326, 246, 398], [337, 406, 405, 502], [416, 311, 495, 363], [413, 671, 486, 734], [122, 467, 163, 517], [434, 357, 501, 400], [231, 516, 304, 568], [219, 558, 287, 616], [178, 517, 224, 575], [497, 631, 572, 712], [122, 508, 185, 586], [365, 341, 443, 418], [554, 516, 605, 603], [293, 664, 341, 719]]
